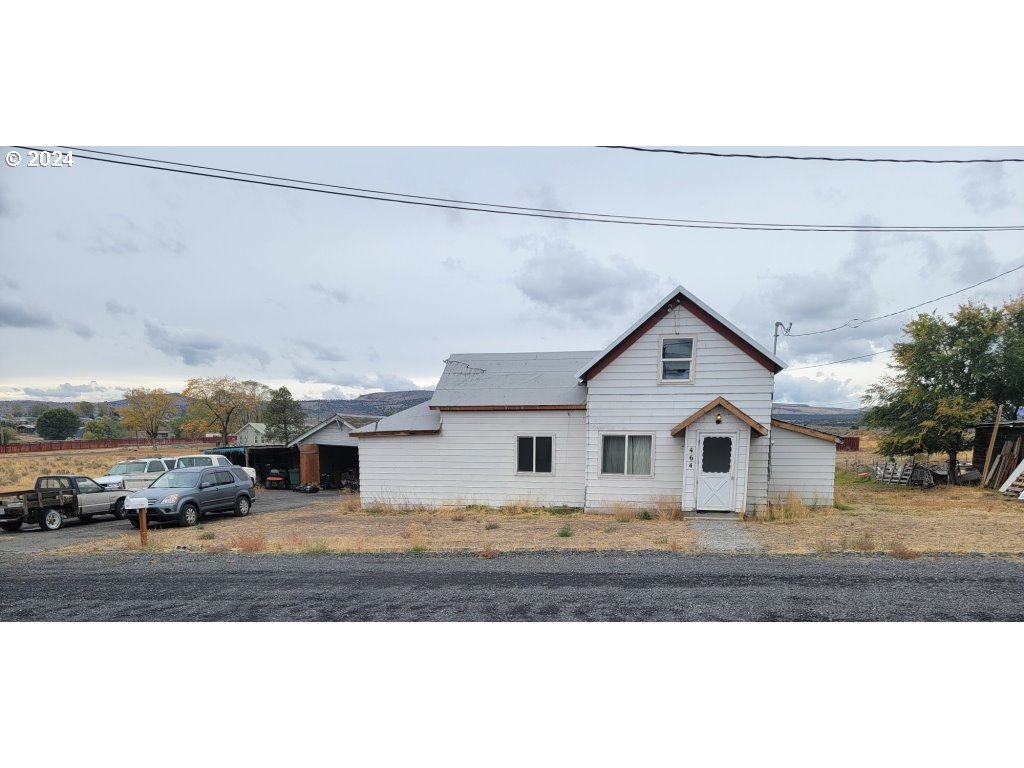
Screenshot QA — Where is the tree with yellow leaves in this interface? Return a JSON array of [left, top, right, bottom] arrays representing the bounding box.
[[181, 376, 252, 446], [122, 388, 178, 447]]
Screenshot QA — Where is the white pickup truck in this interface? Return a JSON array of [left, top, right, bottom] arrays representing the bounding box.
[[94, 457, 176, 490], [175, 454, 257, 486]]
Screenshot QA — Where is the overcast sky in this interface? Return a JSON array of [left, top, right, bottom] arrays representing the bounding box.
[[1, 146, 1022, 406]]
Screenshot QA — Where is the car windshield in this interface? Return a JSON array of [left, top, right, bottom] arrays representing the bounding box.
[[110, 461, 148, 474], [176, 457, 212, 467], [150, 471, 201, 489]]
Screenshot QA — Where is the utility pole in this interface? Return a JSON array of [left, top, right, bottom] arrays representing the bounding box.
[[774, 322, 792, 354]]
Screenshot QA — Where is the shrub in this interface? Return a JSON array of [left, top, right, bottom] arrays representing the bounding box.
[[198, 532, 215, 540], [891, 542, 922, 560], [476, 545, 499, 559], [484, 521, 500, 530], [227, 533, 268, 552], [557, 524, 573, 538]]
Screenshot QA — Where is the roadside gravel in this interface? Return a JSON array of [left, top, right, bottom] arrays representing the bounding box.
[[2, 551, 1021, 621]]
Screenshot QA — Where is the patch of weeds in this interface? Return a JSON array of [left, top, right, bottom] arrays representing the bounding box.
[[476, 545, 499, 559], [603, 525, 618, 534], [227, 533, 268, 553], [198, 531, 215, 540], [557, 523, 573, 538], [451, 513, 466, 522], [840, 531, 876, 552], [636, 509, 653, 521], [653, 536, 669, 546], [408, 544, 429, 553], [301, 539, 333, 554], [484, 521, 500, 530], [613, 511, 634, 523], [890, 542, 922, 560], [546, 506, 580, 516]]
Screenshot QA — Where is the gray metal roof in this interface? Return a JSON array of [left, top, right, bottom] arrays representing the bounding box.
[[427, 351, 596, 408], [351, 402, 441, 435]]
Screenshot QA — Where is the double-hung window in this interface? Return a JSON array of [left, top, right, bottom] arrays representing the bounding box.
[[517, 436, 553, 473], [660, 336, 694, 382], [601, 434, 653, 476]]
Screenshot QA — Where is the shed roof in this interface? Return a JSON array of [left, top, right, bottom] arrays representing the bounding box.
[[351, 402, 441, 436], [576, 285, 786, 381], [287, 413, 381, 447], [427, 351, 594, 409], [771, 418, 843, 444], [233, 422, 266, 436]]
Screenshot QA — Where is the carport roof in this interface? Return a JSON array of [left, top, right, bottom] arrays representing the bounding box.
[[287, 413, 382, 447], [351, 402, 441, 436]]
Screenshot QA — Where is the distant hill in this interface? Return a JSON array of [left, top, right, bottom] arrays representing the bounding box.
[[773, 403, 863, 428], [298, 390, 433, 421]]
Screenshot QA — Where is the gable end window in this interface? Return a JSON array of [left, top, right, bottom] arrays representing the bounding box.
[[517, 436, 553, 473], [601, 434, 653, 475], [660, 336, 694, 382]]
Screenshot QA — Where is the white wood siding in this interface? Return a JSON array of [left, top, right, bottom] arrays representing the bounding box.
[[298, 420, 358, 447], [585, 304, 774, 513], [235, 425, 265, 446], [768, 429, 836, 506], [358, 410, 586, 507], [680, 409, 759, 514]]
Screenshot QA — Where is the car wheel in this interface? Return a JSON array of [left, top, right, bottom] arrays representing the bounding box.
[[40, 509, 63, 531], [234, 495, 251, 517], [179, 504, 200, 527], [112, 499, 127, 520], [129, 518, 140, 529], [0, 520, 23, 532]]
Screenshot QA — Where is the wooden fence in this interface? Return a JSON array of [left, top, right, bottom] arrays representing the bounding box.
[[0, 436, 230, 454]]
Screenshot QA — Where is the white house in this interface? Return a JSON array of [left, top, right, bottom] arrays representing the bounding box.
[[234, 422, 268, 446], [353, 286, 839, 514]]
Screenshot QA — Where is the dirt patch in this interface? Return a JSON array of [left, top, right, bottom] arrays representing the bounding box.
[[51, 495, 699, 556], [747, 470, 1024, 554]]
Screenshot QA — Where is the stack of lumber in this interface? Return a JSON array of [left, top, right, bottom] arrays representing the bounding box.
[[983, 437, 1023, 490], [875, 461, 913, 485]]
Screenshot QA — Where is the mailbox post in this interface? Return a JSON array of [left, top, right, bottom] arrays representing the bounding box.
[[123, 496, 150, 546]]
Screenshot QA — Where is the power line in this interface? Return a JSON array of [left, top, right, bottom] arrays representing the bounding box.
[[601, 145, 1024, 164], [786, 348, 895, 371], [785, 263, 1024, 337], [14, 145, 1024, 234]]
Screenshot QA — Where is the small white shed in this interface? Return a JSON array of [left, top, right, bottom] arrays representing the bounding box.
[[234, 422, 268, 446], [768, 419, 842, 507]]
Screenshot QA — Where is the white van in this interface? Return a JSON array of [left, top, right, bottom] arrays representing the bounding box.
[[174, 454, 257, 486]]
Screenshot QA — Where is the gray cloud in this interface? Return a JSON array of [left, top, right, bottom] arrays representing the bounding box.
[[511, 237, 661, 325], [320, 386, 357, 400], [145, 322, 269, 367], [0, 299, 58, 330], [22, 381, 117, 400], [88, 215, 187, 256], [773, 374, 863, 406], [0, 275, 19, 289], [962, 165, 1017, 214], [290, 362, 421, 392], [66, 320, 95, 339], [105, 299, 135, 316], [309, 282, 349, 304], [292, 339, 346, 362]]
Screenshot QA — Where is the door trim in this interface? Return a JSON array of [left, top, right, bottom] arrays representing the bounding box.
[[695, 430, 738, 512]]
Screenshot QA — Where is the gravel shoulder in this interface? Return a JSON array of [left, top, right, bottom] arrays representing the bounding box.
[[2, 551, 1021, 621]]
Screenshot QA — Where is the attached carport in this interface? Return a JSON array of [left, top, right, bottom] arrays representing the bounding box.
[[287, 414, 381, 488]]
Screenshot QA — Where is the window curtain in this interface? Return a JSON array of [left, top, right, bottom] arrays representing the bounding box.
[[602, 435, 626, 473], [627, 435, 652, 475]]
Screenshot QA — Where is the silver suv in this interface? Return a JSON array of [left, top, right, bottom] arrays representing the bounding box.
[[124, 466, 255, 527]]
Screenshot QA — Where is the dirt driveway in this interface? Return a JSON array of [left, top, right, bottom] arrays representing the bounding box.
[[0, 489, 339, 554]]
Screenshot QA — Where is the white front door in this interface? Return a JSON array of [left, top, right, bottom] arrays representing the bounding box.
[[696, 433, 736, 511]]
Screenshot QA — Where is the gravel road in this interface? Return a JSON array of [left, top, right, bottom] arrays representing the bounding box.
[[2, 551, 1021, 621]]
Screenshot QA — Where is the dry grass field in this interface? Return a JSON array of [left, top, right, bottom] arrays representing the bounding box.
[[54, 493, 699, 556], [745, 430, 1024, 555], [0, 444, 210, 492]]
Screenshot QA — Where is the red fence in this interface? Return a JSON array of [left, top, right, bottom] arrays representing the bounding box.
[[0, 436, 231, 454], [837, 436, 861, 452]]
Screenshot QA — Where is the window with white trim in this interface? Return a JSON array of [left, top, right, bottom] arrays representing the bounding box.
[[516, 435, 553, 473], [660, 336, 694, 382], [601, 434, 653, 475]]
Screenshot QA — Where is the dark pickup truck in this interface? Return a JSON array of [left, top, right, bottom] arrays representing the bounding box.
[[0, 475, 133, 532]]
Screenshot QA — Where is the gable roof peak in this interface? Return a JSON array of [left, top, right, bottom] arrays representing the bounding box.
[[575, 284, 786, 381]]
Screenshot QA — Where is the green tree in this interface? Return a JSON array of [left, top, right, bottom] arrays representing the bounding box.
[[84, 415, 128, 439], [122, 388, 177, 447], [9, 403, 24, 418], [36, 408, 81, 440], [182, 376, 249, 445], [264, 387, 308, 445], [864, 304, 1001, 482], [31, 403, 49, 418], [75, 401, 96, 419], [238, 380, 272, 424], [0, 425, 18, 445]]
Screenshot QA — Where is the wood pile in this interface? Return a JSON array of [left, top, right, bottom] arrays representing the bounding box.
[[983, 436, 1023, 491]]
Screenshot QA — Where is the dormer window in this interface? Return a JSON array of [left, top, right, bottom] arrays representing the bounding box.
[[660, 335, 694, 383]]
